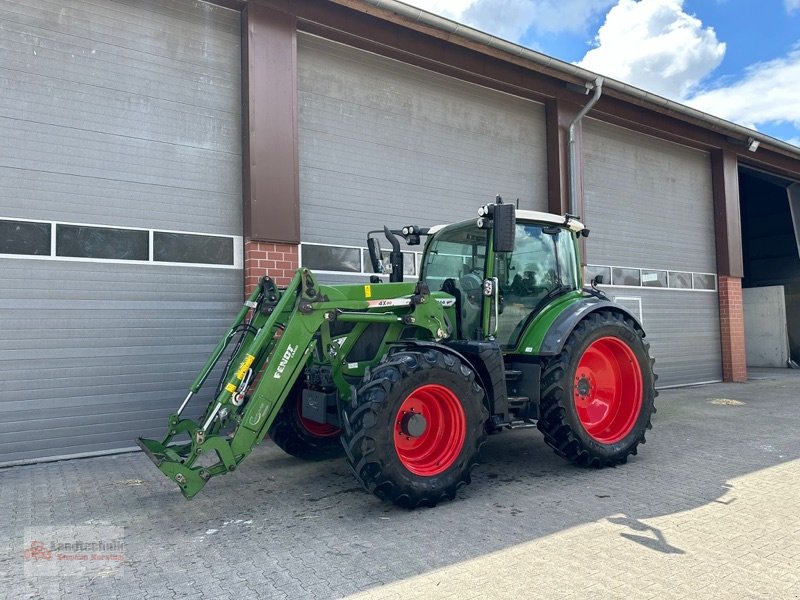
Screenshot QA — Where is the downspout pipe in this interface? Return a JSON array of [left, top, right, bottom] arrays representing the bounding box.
[[568, 77, 603, 218]]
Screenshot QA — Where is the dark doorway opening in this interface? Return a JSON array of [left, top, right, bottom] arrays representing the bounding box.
[[739, 167, 800, 366]]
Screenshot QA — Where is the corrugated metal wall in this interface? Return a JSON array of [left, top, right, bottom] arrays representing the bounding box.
[[583, 119, 722, 386], [0, 0, 242, 464], [297, 34, 548, 249]]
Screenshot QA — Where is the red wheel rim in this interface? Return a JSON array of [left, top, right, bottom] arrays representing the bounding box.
[[394, 384, 466, 476], [573, 337, 643, 444], [296, 395, 340, 438]]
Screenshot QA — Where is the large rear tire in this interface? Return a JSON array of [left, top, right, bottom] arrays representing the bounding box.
[[341, 349, 487, 508], [269, 382, 343, 461], [538, 311, 656, 467]]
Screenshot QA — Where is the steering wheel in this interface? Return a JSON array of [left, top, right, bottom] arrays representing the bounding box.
[[459, 272, 483, 306]]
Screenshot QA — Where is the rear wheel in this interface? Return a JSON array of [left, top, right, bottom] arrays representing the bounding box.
[[538, 311, 656, 467], [341, 349, 487, 508], [269, 382, 343, 461]]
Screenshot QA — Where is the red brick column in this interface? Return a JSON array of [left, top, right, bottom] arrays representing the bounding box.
[[244, 241, 299, 294], [718, 275, 747, 382]]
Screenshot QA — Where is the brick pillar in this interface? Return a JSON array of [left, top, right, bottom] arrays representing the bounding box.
[[718, 275, 747, 382], [244, 241, 299, 294]]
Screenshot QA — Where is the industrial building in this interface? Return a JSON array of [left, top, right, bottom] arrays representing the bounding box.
[[1, 0, 798, 464]]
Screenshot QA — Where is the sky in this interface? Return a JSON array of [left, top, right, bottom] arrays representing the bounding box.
[[400, 0, 800, 148]]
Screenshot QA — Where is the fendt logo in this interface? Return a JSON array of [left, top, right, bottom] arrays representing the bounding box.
[[273, 344, 298, 379]]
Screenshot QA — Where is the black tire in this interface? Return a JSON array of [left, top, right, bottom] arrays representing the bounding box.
[[268, 382, 344, 461], [537, 311, 656, 467], [341, 349, 488, 508]]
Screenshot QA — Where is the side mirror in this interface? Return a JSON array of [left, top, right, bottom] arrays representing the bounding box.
[[367, 237, 384, 273], [493, 203, 516, 253]]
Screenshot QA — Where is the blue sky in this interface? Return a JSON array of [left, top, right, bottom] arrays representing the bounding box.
[[402, 0, 800, 147]]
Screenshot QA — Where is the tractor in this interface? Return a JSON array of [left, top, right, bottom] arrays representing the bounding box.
[[137, 199, 656, 507]]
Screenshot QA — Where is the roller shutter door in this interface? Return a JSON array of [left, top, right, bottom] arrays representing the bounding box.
[[297, 35, 547, 280], [583, 119, 722, 387], [0, 0, 242, 464]]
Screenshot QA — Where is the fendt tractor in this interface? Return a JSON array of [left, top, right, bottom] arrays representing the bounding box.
[[138, 199, 656, 507]]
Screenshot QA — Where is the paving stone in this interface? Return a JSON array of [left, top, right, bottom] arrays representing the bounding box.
[[1, 369, 798, 599]]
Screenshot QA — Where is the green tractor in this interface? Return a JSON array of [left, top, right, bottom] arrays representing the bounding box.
[[138, 199, 656, 507]]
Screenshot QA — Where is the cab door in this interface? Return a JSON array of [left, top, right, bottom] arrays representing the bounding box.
[[492, 223, 579, 347]]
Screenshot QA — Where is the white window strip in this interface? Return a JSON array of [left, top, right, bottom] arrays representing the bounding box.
[[301, 241, 364, 251], [0, 253, 242, 270], [310, 269, 390, 279], [587, 264, 717, 292], [0, 216, 241, 269], [599, 284, 717, 293]]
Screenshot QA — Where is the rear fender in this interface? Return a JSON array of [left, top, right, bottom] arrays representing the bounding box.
[[538, 298, 644, 356]]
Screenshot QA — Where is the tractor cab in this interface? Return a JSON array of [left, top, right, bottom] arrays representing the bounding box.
[[417, 204, 587, 347]]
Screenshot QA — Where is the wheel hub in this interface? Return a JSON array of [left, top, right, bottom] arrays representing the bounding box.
[[576, 374, 592, 397], [400, 411, 428, 437]]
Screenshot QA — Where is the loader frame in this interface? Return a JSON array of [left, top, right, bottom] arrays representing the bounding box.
[[138, 269, 453, 498]]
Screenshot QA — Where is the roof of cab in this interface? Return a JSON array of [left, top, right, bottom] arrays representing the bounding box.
[[427, 210, 585, 235]]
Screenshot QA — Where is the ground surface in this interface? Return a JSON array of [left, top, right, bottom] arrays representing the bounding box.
[[1, 369, 799, 599]]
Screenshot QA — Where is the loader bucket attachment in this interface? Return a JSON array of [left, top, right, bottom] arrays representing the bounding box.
[[136, 271, 334, 498], [136, 437, 208, 499]]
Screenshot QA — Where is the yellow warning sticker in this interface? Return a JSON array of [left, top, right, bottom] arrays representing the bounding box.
[[235, 354, 256, 380], [225, 383, 238, 393], [364, 285, 372, 298]]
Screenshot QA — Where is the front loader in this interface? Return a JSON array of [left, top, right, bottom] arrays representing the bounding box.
[[138, 199, 656, 507]]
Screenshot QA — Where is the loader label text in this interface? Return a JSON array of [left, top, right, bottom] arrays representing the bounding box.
[[235, 354, 256, 380], [273, 345, 298, 379]]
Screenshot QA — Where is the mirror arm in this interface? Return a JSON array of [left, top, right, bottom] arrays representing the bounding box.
[[383, 226, 404, 283]]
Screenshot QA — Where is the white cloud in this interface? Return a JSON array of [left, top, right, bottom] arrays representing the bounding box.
[[401, 0, 617, 42], [786, 0, 800, 13], [576, 0, 725, 99], [686, 48, 800, 135]]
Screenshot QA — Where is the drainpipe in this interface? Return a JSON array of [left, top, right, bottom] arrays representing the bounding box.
[[568, 76, 603, 217]]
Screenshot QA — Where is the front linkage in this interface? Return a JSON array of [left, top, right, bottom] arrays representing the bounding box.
[[137, 269, 447, 499]]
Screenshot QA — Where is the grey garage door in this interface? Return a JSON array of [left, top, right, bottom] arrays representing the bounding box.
[[297, 34, 547, 281], [0, 0, 242, 464], [583, 119, 722, 387]]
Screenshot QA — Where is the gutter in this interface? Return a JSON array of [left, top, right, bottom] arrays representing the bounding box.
[[354, 0, 800, 158]]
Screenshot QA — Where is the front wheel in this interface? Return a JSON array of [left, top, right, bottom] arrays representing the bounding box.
[[341, 349, 488, 508], [268, 382, 343, 461], [538, 311, 656, 467]]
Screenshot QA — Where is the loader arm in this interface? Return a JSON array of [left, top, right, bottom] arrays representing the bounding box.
[[137, 269, 448, 499]]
